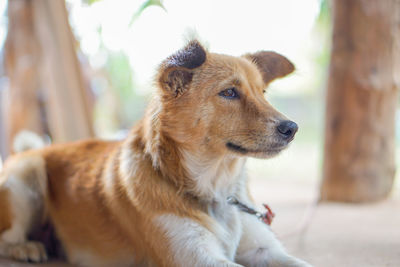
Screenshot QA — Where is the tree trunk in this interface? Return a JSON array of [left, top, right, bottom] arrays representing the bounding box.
[[3, 0, 44, 154], [33, 0, 94, 142], [2, 0, 94, 158], [321, 0, 400, 202]]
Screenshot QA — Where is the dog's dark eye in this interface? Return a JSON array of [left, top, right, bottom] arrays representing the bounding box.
[[218, 87, 239, 99]]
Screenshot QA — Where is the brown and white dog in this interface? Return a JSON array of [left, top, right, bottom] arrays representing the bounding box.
[[0, 40, 311, 267]]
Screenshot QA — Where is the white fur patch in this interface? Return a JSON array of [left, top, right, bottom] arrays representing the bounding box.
[[207, 199, 242, 260], [175, 150, 249, 264], [181, 149, 245, 201], [13, 131, 45, 153], [0, 156, 47, 244], [236, 213, 283, 266], [154, 214, 239, 267], [1, 177, 39, 243], [235, 194, 312, 267]]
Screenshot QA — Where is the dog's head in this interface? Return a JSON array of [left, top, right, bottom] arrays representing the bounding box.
[[156, 40, 297, 159]]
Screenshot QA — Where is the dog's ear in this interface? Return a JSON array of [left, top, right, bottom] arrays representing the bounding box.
[[244, 51, 295, 85], [157, 40, 206, 97]]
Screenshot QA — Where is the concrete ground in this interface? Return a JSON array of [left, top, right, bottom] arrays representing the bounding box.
[[0, 178, 399, 267], [251, 179, 400, 267]]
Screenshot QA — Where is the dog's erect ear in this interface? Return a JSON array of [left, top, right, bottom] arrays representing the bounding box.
[[157, 40, 206, 97], [244, 51, 295, 85]]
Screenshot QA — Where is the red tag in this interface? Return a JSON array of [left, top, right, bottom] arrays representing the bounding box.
[[261, 204, 275, 225]]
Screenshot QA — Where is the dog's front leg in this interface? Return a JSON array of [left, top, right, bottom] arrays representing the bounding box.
[[236, 210, 312, 267], [153, 213, 243, 267]]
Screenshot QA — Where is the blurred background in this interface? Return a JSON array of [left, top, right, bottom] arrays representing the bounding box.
[[0, 0, 399, 266]]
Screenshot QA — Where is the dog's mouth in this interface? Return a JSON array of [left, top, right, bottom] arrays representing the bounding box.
[[226, 142, 287, 156]]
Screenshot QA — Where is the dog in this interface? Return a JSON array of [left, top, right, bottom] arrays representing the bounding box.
[[0, 40, 311, 267]]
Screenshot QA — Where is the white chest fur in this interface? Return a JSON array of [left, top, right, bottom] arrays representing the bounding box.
[[207, 198, 242, 260], [183, 150, 246, 257], [154, 152, 247, 266], [154, 200, 243, 267]]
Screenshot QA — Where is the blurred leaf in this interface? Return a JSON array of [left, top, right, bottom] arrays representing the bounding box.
[[83, 0, 102, 5], [129, 0, 166, 26], [316, 0, 330, 26]]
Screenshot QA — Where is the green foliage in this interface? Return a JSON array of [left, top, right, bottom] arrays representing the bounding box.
[[129, 0, 166, 26], [84, 0, 102, 5], [104, 51, 148, 127], [316, 0, 330, 28], [106, 52, 133, 100], [314, 0, 331, 67], [79, 0, 165, 129]]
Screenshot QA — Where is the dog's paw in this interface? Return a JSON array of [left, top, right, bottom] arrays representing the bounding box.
[[5, 241, 48, 263]]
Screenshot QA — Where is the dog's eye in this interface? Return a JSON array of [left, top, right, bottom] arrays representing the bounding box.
[[218, 87, 239, 99]]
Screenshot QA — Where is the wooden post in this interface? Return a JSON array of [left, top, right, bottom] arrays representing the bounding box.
[[3, 0, 44, 155], [321, 0, 400, 202], [33, 0, 94, 142], [2, 0, 94, 155]]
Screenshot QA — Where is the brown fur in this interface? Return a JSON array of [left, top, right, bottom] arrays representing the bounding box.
[[0, 40, 307, 267]]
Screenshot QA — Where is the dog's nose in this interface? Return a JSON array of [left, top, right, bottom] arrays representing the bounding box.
[[277, 120, 298, 139]]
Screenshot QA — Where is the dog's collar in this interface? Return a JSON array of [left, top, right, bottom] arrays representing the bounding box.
[[227, 196, 275, 225]]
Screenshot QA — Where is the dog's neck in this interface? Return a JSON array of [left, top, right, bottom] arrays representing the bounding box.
[[148, 135, 246, 202], [139, 100, 246, 202], [180, 148, 246, 202]]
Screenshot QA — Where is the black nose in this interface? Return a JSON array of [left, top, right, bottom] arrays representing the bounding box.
[[277, 120, 298, 139]]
